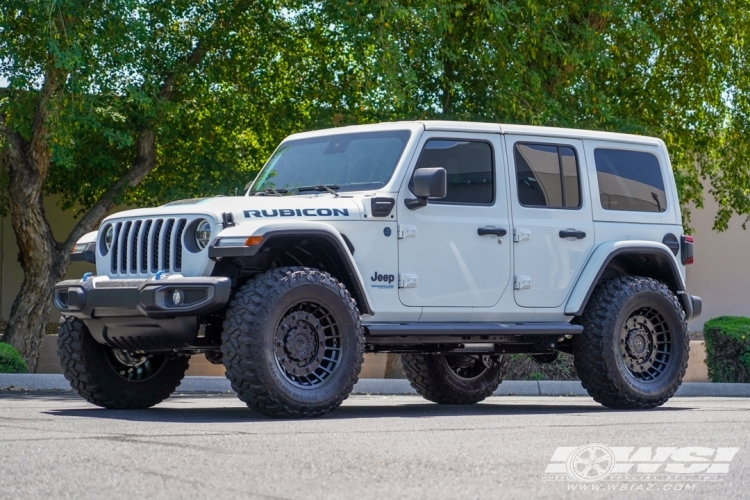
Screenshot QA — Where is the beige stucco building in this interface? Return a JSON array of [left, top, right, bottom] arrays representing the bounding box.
[[0, 191, 747, 331]]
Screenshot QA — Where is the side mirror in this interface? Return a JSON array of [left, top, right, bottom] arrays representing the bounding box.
[[406, 168, 447, 210]]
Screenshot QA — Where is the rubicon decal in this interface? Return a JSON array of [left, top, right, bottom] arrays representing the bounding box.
[[243, 208, 350, 218]]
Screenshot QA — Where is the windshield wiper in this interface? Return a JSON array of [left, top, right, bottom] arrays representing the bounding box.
[[249, 188, 288, 197], [296, 184, 340, 196]]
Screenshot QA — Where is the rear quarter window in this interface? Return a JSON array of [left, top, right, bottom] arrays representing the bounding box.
[[594, 149, 667, 213]]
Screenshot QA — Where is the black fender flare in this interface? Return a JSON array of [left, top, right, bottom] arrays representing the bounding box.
[[566, 244, 697, 320], [209, 229, 372, 315]]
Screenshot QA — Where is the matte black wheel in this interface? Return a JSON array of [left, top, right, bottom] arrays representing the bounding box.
[[221, 267, 364, 418], [573, 276, 689, 409], [57, 316, 190, 409], [401, 354, 505, 404]]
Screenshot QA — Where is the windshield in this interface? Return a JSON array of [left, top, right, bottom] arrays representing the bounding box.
[[250, 130, 412, 194]]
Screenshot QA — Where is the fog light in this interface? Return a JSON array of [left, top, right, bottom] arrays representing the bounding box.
[[171, 289, 183, 306]]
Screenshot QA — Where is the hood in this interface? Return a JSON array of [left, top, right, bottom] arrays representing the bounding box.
[[102, 195, 364, 225]]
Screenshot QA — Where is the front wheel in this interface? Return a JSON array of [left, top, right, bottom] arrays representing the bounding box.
[[57, 316, 190, 408], [221, 267, 364, 418], [573, 276, 689, 409], [401, 354, 505, 404]]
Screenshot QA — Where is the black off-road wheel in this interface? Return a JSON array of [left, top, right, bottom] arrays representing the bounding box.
[[57, 316, 190, 409], [221, 267, 364, 418], [401, 354, 505, 404], [573, 276, 689, 409]]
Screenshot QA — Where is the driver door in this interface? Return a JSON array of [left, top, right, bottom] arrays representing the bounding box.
[[397, 132, 512, 308]]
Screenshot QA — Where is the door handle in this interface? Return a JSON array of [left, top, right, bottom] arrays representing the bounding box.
[[478, 227, 507, 237], [559, 229, 587, 239]]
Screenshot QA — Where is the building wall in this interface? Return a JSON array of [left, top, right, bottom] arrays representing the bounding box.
[[0, 192, 748, 330], [685, 193, 750, 332]]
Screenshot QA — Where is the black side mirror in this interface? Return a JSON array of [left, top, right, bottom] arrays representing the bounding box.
[[406, 168, 447, 210]]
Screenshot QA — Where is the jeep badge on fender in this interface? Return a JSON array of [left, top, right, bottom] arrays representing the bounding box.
[[56, 121, 701, 417]]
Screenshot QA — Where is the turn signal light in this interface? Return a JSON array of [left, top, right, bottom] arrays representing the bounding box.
[[245, 236, 264, 246]]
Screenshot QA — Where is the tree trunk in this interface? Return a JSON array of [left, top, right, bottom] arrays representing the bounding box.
[[1, 68, 68, 371], [0, 22, 206, 370], [3, 255, 67, 373]]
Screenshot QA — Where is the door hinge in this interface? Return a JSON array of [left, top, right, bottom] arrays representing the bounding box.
[[514, 275, 532, 290], [513, 229, 531, 243], [398, 224, 418, 239], [398, 273, 418, 288]]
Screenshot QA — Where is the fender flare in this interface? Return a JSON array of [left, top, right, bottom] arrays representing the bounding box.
[[209, 221, 373, 315], [565, 241, 693, 319]]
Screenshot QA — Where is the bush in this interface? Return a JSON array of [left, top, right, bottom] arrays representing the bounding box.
[[503, 352, 578, 381], [703, 316, 750, 383], [0, 342, 28, 374]]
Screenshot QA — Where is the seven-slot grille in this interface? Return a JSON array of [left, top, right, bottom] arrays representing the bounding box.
[[107, 218, 188, 276]]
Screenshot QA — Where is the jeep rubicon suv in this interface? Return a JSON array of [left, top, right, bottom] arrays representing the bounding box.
[[55, 121, 702, 417]]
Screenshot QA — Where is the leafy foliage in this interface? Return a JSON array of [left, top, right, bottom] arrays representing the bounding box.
[[2, 1, 750, 226], [315, 0, 750, 230], [703, 316, 750, 383], [0, 342, 28, 374], [503, 353, 578, 381]]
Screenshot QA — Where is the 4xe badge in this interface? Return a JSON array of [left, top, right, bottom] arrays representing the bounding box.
[[370, 271, 395, 290]]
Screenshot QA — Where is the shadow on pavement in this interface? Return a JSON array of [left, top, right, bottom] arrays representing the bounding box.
[[29, 393, 692, 424]]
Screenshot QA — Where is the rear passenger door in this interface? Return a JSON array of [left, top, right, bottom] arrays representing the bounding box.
[[504, 136, 595, 308]]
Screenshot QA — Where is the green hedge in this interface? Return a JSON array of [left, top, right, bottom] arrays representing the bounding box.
[[703, 316, 750, 383], [0, 342, 28, 374]]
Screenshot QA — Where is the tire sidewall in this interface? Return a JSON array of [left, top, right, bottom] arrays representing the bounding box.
[[436, 355, 504, 394], [606, 289, 688, 399], [257, 280, 361, 406]]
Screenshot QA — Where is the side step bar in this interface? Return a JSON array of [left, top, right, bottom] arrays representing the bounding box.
[[364, 322, 582, 345]]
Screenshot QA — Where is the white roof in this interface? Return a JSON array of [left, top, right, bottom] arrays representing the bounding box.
[[415, 120, 663, 146], [284, 120, 663, 146]]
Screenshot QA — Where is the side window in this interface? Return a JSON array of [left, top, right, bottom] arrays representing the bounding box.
[[514, 143, 581, 209], [594, 149, 667, 212], [412, 139, 493, 204]]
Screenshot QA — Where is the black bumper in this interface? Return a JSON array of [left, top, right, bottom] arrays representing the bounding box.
[[688, 294, 702, 320], [54, 276, 231, 351], [54, 276, 231, 320]]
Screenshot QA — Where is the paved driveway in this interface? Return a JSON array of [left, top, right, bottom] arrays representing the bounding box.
[[1, 392, 749, 499]]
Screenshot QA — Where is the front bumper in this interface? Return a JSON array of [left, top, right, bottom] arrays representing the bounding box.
[[54, 275, 231, 320], [53, 275, 231, 351]]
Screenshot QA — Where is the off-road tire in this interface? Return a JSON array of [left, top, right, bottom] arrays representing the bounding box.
[[57, 316, 190, 409], [221, 267, 364, 418], [401, 354, 505, 404], [573, 276, 689, 409]]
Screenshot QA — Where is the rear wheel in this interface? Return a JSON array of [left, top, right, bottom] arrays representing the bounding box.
[[57, 316, 190, 409], [401, 354, 505, 404], [573, 276, 689, 409]]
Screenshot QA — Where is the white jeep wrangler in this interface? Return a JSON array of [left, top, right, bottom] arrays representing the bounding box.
[[55, 121, 702, 417]]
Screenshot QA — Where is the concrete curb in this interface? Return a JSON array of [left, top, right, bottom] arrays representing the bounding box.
[[2, 374, 750, 397]]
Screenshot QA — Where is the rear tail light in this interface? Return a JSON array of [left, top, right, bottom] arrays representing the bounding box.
[[681, 235, 694, 265]]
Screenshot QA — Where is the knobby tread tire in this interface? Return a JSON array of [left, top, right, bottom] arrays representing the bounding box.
[[57, 316, 189, 409], [221, 267, 364, 418], [401, 354, 505, 405], [573, 276, 689, 409]]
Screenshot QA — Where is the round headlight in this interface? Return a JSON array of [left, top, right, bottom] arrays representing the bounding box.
[[195, 219, 212, 250], [103, 225, 114, 254]]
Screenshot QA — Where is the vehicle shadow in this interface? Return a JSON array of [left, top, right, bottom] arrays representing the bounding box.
[[32, 393, 692, 424]]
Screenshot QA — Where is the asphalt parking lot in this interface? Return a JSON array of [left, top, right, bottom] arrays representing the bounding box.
[[1, 393, 749, 500]]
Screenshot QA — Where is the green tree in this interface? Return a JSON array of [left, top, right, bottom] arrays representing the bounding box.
[[317, 0, 750, 228], [0, 0, 340, 369]]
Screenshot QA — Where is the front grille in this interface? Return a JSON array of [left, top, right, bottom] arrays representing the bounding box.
[[107, 217, 189, 277]]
